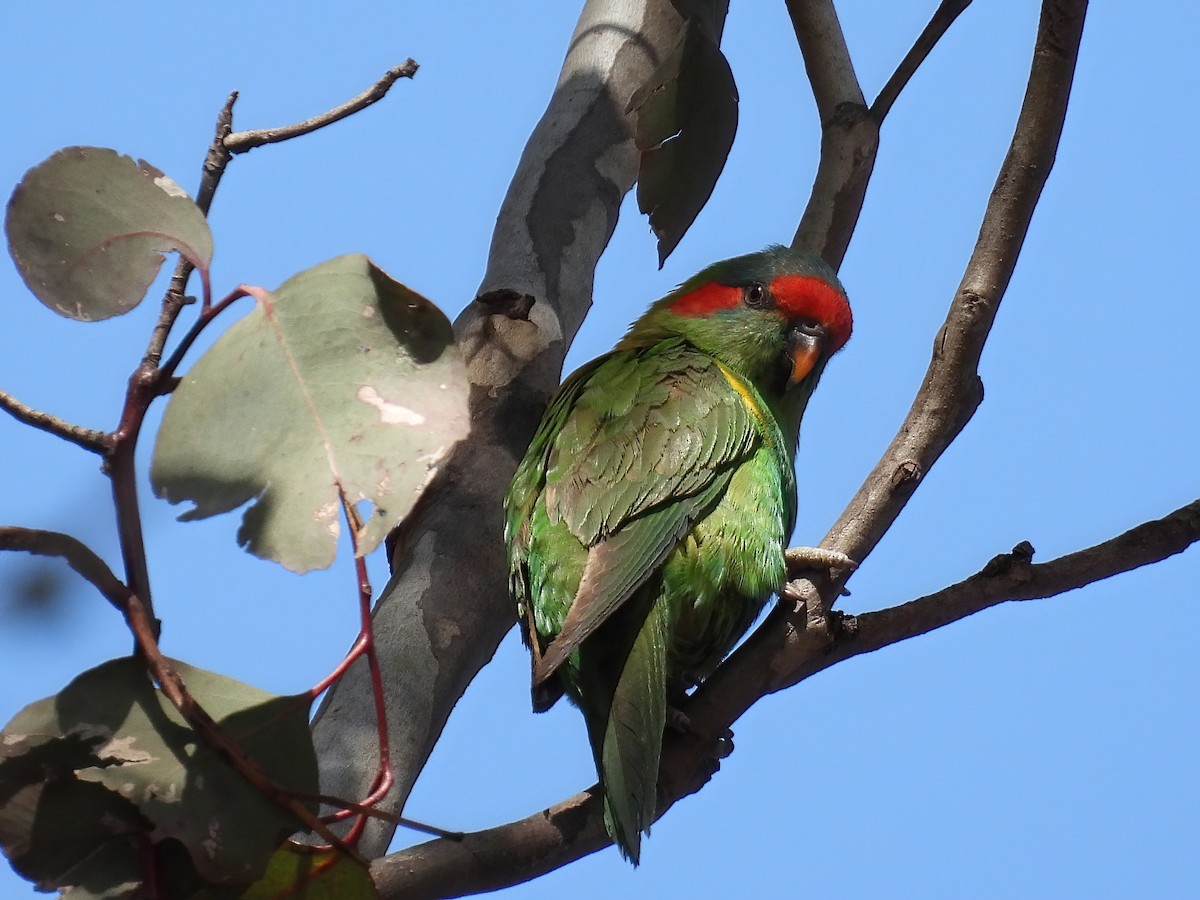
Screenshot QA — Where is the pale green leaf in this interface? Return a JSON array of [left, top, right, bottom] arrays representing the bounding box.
[[4, 146, 213, 320], [150, 254, 469, 572]]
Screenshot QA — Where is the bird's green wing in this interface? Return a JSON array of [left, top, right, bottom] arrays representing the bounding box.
[[505, 353, 614, 693], [531, 338, 774, 685]]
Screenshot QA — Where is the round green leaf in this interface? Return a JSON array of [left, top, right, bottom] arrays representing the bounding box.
[[150, 254, 470, 573], [5, 146, 213, 320]]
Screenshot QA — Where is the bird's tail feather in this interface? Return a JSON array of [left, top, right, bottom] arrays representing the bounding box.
[[598, 598, 670, 865]]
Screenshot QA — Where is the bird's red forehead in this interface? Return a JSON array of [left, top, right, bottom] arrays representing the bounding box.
[[771, 274, 853, 351], [667, 282, 741, 317]]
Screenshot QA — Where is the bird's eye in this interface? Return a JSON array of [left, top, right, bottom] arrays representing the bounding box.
[[744, 282, 770, 308]]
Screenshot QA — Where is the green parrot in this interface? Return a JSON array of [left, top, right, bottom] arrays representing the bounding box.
[[504, 245, 853, 864]]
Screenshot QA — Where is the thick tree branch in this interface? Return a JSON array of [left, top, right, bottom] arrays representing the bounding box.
[[373, 791, 608, 900], [312, 0, 730, 859], [786, 0, 877, 268], [373, 494, 1197, 897], [872, 0, 973, 123], [224, 61, 419, 153]]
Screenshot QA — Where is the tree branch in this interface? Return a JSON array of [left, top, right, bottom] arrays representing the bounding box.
[[224, 61, 419, 153], [372, 493, 1197, 897], [370, 0, 1100, 892], [796, 497, 1200, 682], [786, 0, 877, 268], [0, 527, 130, 610], [820, 0, 1089, 573], [0, 389, 111, 454], [871, 0, 973, 123], [311, 1, 730, 860], [373, 790, 608, 900]]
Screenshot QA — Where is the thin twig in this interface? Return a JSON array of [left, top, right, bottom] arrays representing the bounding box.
[[142, 92, 237, 370], [0, 389, 112, 454], [326, 490, 395, 844], [225, 60, 419, 154], [155, 287, 251, 388], [872, 0, 973, 123], [301, 792, 464, 841], [0, 527, 130, 610], [792, 497, 1200, 683]]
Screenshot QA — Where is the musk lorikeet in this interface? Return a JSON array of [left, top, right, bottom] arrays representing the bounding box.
[[504, 244, 853, 863]]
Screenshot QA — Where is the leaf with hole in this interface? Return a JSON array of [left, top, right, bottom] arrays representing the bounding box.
[[627, 18, 739, 266], [150, 254, 470, 573], [0, 657, 317, 895], [4, 146, 213, 320]]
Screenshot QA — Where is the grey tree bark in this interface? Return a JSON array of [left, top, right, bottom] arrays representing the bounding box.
[[310, 0, 730, 858]]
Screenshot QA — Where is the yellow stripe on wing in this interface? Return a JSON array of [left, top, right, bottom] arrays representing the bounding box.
[[715, 361, 767, 428]]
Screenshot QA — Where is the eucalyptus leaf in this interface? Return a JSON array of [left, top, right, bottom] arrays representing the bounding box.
[[5, 146, 213, 320], [0, 657, 317, 893], [151, 254, 469, 573], [627, 18, 739, 266]]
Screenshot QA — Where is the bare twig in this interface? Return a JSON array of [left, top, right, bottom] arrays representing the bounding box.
[[225, 60, 419, 154], [0, 526, 131, 610], [0, 389, 111, 454], [373, 491, 1195, 897], [142, 92, 238, 370], [302, 792, 463, 841], [872, 0, 973, 123], [790, 497, 1200, 685], [786, 0, 877, 268]]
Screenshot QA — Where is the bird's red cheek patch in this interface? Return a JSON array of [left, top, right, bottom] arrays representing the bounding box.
[[668, 282, 742, 317]]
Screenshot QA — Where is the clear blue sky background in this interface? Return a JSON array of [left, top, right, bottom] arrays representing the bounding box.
[[2, 2, 1197, 898]]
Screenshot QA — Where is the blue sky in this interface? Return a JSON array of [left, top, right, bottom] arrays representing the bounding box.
[[1, 2, 1197, 898]]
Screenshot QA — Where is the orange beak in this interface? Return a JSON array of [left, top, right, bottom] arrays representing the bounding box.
[[787, 327, 825, 387]]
